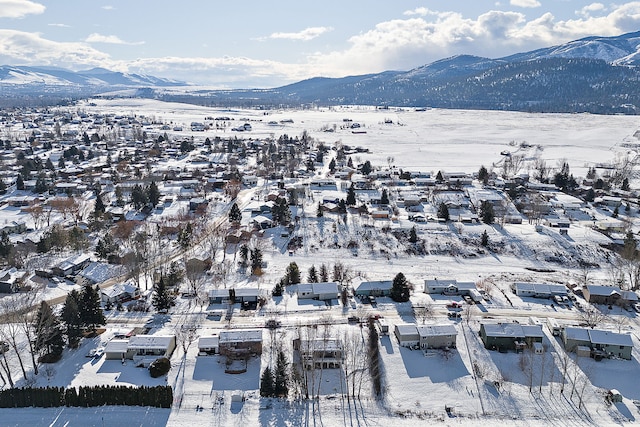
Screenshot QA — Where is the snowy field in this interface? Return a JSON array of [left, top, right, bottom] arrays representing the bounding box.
[[2, 100, 640, 425]]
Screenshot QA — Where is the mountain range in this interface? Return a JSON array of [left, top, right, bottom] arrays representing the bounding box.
[[2, 31, 640, 113]]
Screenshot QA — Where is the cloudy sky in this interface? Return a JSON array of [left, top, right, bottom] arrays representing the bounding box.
[[1, 0, 639, 87]]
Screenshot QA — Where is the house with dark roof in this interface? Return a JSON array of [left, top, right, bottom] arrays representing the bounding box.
[[479, 322, 544, 352], [562, 327, 633, 360]]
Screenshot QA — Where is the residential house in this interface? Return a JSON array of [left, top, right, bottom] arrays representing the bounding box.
[[562, 327, 633, 360], [296, 282, 340, 301], [0, 267, 23, 293], [479, 323, 544, 352], [197, 336, 219, 356], [354, 280, 393, 297], [511, 282, 568, 299], [105, 335, 177, 366], [582, 285, 638, 308], [101, 283, 140, 305], [424, 279, 477, 296], [294, 338, 343, 369], [417, 324, 457, 349], [218, 330, 263, 357], [394, 324, 420, 348], [52, 253, 91, 277]]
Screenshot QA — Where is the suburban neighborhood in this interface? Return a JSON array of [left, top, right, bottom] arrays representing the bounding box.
[[0, 99, 639, 425]]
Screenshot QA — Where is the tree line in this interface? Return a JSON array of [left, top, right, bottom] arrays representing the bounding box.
[[0, 385, 172, 408]]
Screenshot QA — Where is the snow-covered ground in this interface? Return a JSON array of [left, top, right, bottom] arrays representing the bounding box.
[[2, 101, 640, 425]]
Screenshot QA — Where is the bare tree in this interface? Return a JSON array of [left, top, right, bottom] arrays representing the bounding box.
[[578, 306, 608, 328], [414, 301, 434, 324]]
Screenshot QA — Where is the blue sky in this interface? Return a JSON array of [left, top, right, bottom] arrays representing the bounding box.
[[1, 0, 639, 87]]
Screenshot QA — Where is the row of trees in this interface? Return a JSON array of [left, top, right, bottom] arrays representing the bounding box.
[[0, 385, 172, 408]]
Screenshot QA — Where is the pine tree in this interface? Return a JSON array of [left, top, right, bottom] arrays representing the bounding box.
[[390, 272, 410, 302], [146, 181, 161, 206], [285, 262, 300, 285], [61, 291, 82, 348], [260, 366, 275, 397], [437, 202, 450, 221], [307, 265, 318, 283], [478, 165, 489, 185], [16, 174, 24, 191], [481, 230, 489, 247], [409, 226, 418, 243], [319, 264, 329, 282], [95, 233, 117, 261], [251, 248, 263, 275], [316, 202, 323, 217], [272, 279, 285, 297], [152, 277, 174, 312], [346, 183, 356, 206], [480, 201, 495, 224], [94, 193, 106, 218], [229, 202, 242, 223], [33, 301, 65, 358], [79, 285, 105, 332], [380, 189, 389, 205], [274, 350, 289, 397]]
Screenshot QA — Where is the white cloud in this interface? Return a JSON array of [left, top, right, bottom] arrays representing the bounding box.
[[510, 0, 541, 8], [403, 7, 432, 17], [85, 33, 144, 45], [577, 3, 606, 17], [0, 29, 114, 69], [303, 2, 640, 78], [265, 26, 333, 41], [101, 5, 114, 10], [48, 23, 70, 28], [0, 0, 45, 18]]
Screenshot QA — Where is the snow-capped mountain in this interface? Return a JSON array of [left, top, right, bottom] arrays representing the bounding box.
[[0, 66, 187, 87], [500, 31, 640, 65]]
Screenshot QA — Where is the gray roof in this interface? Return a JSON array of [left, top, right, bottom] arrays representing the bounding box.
[[416, 324, 457, 337], [219, 329, 262, 343], [588, 329, 633, 347], [564, 327, 591, 342], [481, 323, 541, 339], [355, 280, 393, 292]]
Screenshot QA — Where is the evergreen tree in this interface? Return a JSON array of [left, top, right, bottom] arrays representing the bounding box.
[[34, 175, 48, 194], [239, 244, 249, 267], [33, 301, 65, 358], [612, 205, 619, 218], [16, 174, 24, 191], [274, 350, 289, 397], [307, 265, 318, 283], [95, 233, 117, 261], [328, 158, 336, 173], [152, 277, 174, 312], [319, 264, 329, 282], [622, 177, 630, 191], [61, 290, 82, 348], [0, 231, 13, 258], [0, 178, 6, 194], [272, 279, 285, 297], [409, 226, 418, 243], [478, 165, 489, 185], [229, 202, 242, 223], [177, 223, 193, 249], [94, 193, 106, 218], [79, 285, 105, 332], [316, 202, 323, 218], [584, 188, 595, 202], [165, 261, 184, 287], [260, 366, 275, 397], [380, 189, 389, 205], [146, 181, 161, 206], [437, 202, 450, 221], [130, 184, 148, 209], [481, 230, 489, 247], [390, 272, 410, 302], [435, 170, 444, 183], [346, 183, 356, 206], [285, 262, 300, 285], [480, 201, 495, 224], [250, 248, 263, 275], [361, 160, 372, 175]]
